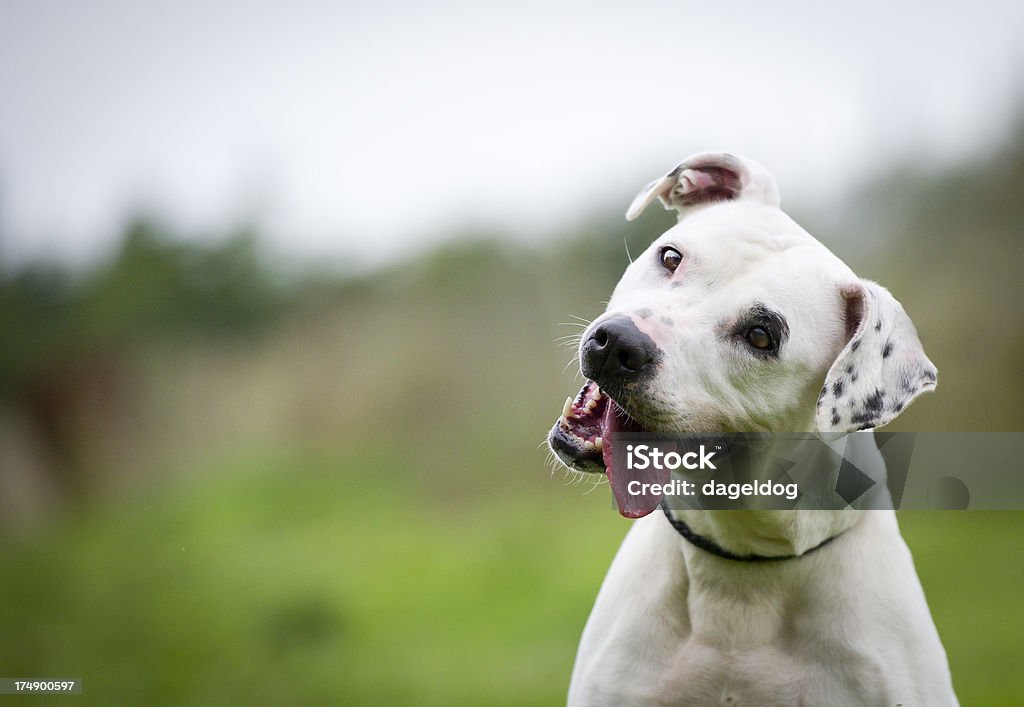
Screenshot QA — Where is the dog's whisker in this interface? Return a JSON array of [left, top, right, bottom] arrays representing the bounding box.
[[581, 475, 606, 495], [566, 314, 593, 325]]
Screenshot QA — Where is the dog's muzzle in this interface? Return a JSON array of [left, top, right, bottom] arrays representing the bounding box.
[[549, 316, 666, 517]]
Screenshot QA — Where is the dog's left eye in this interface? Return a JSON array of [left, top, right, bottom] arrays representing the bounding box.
[[660, 247, 683, 272], [745, 327, 774, 350]]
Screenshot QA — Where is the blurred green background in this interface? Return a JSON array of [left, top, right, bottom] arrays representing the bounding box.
[[0, 120, 1022, 705]]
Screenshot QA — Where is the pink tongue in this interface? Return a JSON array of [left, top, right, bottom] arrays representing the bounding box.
[[602, 402, 667, 518]]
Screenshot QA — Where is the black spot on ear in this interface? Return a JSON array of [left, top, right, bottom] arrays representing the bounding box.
[[874, 320, 882, 332], [637, 308, 653, 319], [882, 341, 894, 358], [831, 412, 841, 426], [672, 282, 684, 289], [660, 316, 674, 326], [850, 339, 861, 352], [845, 364, 855, 375], [864, 389, 885, 413], [832, 379, 845, 398], [850, 372, 858, 383], [893, 401, 904, 413], [922, 370, 937, 383], [851, 410, 876, 426]]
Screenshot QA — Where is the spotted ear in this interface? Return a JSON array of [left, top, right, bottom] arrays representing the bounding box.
[[816, 281, 937, 435], [625, 152, 781, 221]]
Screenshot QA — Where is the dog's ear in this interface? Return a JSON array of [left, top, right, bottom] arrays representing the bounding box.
[[816, 281, 937, 436], [625, 152, 781, 221]]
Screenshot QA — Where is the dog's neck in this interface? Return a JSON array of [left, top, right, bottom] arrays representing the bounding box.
[[668, 431, 881, 557], [670, 506, 860, 558]]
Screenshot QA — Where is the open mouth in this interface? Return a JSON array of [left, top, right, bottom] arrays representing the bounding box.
[[549, 381, 665, 518], [549, 381, 610, 471]]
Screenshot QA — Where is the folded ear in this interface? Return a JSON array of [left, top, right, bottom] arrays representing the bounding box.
[[625, 152, 781, 221], [816, 281, 937, 435]]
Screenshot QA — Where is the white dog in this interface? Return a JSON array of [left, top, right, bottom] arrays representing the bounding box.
[[548, 153, 957, 706]]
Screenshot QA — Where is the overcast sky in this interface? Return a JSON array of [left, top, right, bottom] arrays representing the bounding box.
[[0, 1, 1021, 270]]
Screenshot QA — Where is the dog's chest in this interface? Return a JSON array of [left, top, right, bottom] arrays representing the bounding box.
[[655, 576, 892, 705], [656, 640, 888, 706], [571, 553, 898, 706], [576, 634, 891, 707]]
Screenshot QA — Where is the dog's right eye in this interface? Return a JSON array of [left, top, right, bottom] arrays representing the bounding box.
[[745, 327, 774, 350], [660, 247, 683, 273]]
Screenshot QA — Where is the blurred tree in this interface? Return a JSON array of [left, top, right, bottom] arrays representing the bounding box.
[[0, 218, 293, 504]]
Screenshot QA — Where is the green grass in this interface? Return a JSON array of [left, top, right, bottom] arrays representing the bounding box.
[[0, 450, 624, 706], [0, 451, 1020, 705], [899, 511, 1024, 705]]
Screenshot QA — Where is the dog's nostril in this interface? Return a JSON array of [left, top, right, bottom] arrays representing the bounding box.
[[617, 348, 647, 372], [594, 329, 609, 347]]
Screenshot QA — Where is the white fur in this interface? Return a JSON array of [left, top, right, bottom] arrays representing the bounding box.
[[564, 154, 956, 706]]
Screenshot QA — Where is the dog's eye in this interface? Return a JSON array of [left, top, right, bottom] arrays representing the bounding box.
[[660, 247, 683, 272], [745, 327, 774, 350]]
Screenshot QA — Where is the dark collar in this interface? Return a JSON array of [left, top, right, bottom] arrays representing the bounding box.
[[659, 502, 842, 562]]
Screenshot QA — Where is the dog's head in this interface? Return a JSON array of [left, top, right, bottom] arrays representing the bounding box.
[[548, 153, 937, 511]]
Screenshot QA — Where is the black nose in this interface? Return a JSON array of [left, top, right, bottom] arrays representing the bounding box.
[[581, 316, 659, 386]]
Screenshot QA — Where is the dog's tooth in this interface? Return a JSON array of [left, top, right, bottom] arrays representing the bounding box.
[[562, 396, 573, 417], [594, 436, 603, 451], [559, 417, 571, 430], [593, 387, 602, 401], [585, 399, 597, 411], [583, 440, 595, 450]]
